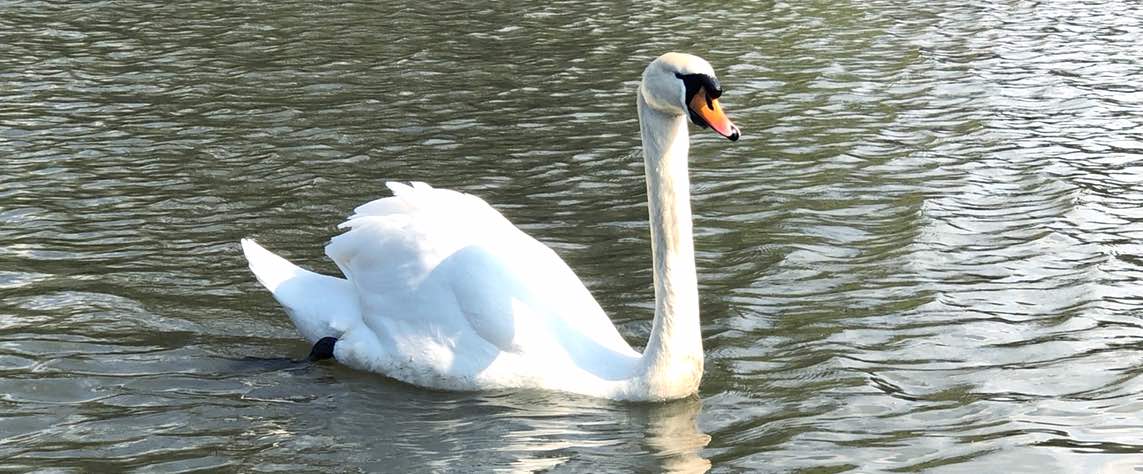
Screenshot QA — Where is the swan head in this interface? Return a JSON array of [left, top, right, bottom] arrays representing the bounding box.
[[640, 53, 740, 141]]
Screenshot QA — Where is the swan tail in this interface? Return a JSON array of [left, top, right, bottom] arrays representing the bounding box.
[[240, 238, 361, 344]]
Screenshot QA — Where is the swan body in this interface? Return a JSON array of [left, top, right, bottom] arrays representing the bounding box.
[[242, 53, 739, 401]]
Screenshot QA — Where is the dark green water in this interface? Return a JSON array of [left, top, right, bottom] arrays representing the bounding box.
[[3, 1, 1143, 472]]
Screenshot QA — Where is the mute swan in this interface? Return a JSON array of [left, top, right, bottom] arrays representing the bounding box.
[[241, 52, 740, 401]]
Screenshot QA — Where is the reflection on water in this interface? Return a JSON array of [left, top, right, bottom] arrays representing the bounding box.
[[644, 398, 712, 473], [237, 370, 710, 472], [2, 0, 1143, 471]]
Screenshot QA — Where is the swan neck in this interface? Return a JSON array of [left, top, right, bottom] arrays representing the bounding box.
[[636, 93, 703, 397]]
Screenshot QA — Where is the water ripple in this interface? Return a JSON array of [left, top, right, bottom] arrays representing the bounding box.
[[2, 0, 1143, 471]]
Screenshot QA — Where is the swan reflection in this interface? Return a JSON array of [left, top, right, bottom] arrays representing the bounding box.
[[458, 391, 711, 473]]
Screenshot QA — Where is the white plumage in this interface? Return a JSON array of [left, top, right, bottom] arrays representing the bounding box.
[[243, 182, 641, 393], [242, 53, 739, 401]]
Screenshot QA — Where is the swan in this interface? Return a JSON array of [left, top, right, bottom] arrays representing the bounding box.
[[240, 52, 740, 401]]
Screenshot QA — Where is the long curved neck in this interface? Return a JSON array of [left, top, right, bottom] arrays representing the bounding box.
[[636, 93, 703, 395]]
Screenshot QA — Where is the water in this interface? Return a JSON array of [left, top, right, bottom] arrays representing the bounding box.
[[3, 0, 1143, 471]]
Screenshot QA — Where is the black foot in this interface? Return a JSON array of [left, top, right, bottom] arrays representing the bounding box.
[[307, 336, 338, 362]]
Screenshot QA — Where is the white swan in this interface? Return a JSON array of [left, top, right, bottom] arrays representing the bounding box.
[[241, 53, 740, 401]]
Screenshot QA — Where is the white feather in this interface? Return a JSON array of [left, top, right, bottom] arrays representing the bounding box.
[[242, 53, 732, 400]]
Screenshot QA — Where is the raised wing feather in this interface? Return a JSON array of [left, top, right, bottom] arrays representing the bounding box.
[[324, 182, 635, 359]]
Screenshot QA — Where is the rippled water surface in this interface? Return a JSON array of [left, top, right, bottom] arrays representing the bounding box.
[[4, 1, 1143, 472]]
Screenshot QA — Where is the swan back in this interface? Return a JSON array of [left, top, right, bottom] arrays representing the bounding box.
[[322, 182, 641, 391]]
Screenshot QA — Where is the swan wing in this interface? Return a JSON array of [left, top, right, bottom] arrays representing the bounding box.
[[324, 182, 634, 368]]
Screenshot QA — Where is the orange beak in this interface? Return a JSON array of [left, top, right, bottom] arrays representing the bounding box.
[[688, 88, 740, 141]]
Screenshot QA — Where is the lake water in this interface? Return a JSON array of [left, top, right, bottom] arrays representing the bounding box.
[[3, 1, 1143, 472]]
